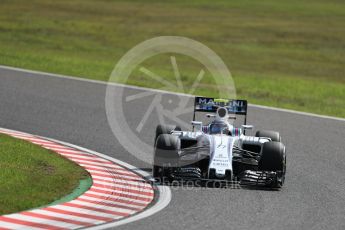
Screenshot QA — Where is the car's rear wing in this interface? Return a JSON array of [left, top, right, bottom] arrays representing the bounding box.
[[193, 97, 248, 124]]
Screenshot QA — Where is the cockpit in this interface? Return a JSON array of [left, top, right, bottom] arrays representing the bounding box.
[[209, 122, 231, 135]]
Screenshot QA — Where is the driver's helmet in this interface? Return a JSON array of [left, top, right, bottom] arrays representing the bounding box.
[[209, 120, 230, 135]]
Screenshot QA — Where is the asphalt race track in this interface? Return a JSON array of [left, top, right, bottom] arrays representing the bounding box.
[[1, 66, 345, 230]]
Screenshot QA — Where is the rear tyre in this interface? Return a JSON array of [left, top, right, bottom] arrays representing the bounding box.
[[258, 141, 286, 188], [256, 130, 281, 142], [153, 134, 181, 180], [155, 124, 181, 143]]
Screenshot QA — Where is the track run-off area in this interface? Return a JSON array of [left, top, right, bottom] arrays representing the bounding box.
[[0, 128, 171, 230]]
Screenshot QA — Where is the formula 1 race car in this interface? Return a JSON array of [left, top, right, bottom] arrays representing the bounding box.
[[152, 97, 286, 189]]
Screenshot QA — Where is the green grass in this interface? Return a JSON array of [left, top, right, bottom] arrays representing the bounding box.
[[0, 133, 90, 215], [0, 0, 344, 117]]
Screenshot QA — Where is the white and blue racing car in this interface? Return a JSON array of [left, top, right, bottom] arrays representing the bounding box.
[[153, 97, 286, 189]]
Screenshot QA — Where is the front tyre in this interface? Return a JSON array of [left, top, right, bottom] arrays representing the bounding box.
[[153, 134, 181, 180], [258, 141, 286, 188]]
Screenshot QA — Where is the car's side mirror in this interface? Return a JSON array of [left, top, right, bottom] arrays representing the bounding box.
[[242, 125, 254, 130], [191, 121, 202, 132]]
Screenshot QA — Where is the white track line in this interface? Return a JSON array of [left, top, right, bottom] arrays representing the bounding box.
[[1, 65, 343, 121], [248, 103, 345, 122]]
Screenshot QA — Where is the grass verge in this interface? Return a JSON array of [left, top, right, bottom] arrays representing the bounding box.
[[0, 0, 344, 117], [0, 133, 90, 215]]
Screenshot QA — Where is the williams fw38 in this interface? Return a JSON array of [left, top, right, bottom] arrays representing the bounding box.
[[152, 97, 287, 189]]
